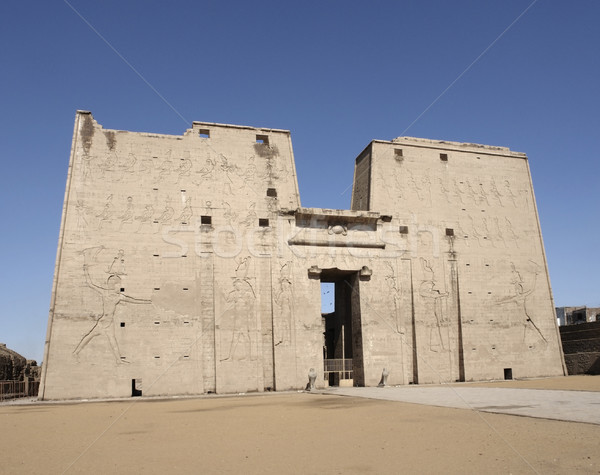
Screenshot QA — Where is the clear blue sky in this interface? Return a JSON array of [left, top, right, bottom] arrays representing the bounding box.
[[1, 1, 598, 362]]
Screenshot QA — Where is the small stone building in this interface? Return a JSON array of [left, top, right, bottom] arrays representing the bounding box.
[[39, 111, 565, 400]]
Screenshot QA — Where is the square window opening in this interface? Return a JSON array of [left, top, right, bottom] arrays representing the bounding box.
[[256, 134, 269, 145], [201, 215, 212, 225], [259, 218, 269, 227], [440, 153, 448, 161], [266, 188, 277, 197], [199, 129, 210, 138], [445, 228, 454, 237]]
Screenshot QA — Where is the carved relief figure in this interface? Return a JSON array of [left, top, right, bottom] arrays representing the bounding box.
[[178, 197, 193, 224], [74, 249, 151, 364], [154, 199, 174, 234], [107, 249, 126, 275], [176, 155, 193, 183], [98, 152, 117, 177], [241, 203, 258, 227], [198, 158, 216, 181], [497, 262, 547, 344], [158, 151, 173, 181], [135, 204, 154, 233], [81, 153, 94, 181], [73, 199, 89, 239], [503, 180, 518, 207], [118, 196, 135, 230], [220, 278, 256, 362], [274, 262, 293, 345], [96, 195, 113, 230], [384, 262, 403, 334], [490, 179, 503, 206], [119, 153, 137, 174], [438, 178, 451, 204], [418, 258, 449, 352]]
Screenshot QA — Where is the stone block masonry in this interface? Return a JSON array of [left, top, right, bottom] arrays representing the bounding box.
[[39, 111, 565, 400]]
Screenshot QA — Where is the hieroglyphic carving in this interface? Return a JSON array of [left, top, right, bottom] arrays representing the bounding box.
[[490, 179, 503, 206], [81, 153, 94, 182], [158, 151, 173, 181], [406, 170, 423, 201], [96, 195, 113, 230], [453, 179, 465, 205], [118, 196, 135, 230], [178, 197, 193, 224], [107, 249, 126, 275], [241, 202, 258, 227], [176, 154, 192, 183], [418, 258, 449, 352], [98, 152, 117, 177], [222, 201, 238, 226], [154, 199, 174, 233], [503, 180, 518, 207], [274, 261, 293, 345], [135, 204, 154, 233], [119, 153, 137, 175], [219, 277, 256, 362], [384, 262, 403, 334], [438, 178, 451, 204], [503, 217, 520, 248], [73, 199, 89, 239]]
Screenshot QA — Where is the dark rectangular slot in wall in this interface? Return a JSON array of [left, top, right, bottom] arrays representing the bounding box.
[[199, 129, 210, 138], [440, 153, 448, 161], [445, 228, 454, 236], [131, 379, 142, 397], [504, 368, 513, 380], [259, 218, 269, 227], [256, 134, 269, 145], [266, 188, 277, 197], [399, 225, 409, 234], [201, 215, 212, 225]]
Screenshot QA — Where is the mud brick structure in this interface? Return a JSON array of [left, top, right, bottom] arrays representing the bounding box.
[[39, 111, 565, 399]]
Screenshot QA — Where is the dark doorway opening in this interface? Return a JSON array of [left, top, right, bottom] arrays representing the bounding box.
[[504, 368, 513, 380], [131, 378, 142, 397], [321, 269, 364, 387]]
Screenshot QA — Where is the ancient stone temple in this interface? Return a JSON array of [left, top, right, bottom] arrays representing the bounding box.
[[39, 111, 565, 400]]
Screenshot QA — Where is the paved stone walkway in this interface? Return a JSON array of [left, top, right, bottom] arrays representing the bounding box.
[[325, 386, 600, 425]]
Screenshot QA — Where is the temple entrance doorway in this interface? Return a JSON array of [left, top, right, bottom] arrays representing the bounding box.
[[321, 269, 364, 387]]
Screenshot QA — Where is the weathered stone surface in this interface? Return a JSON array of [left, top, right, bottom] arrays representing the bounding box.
[[39, 112, 565, 400], [560, 321, 600, 374], [0, 344, 26, 381]]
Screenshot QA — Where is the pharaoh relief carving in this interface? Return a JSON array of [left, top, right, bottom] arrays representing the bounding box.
[[74, 246, 152, 365], [497, 261, 547, 347], [274, 262, 294, 345], [219, 262, 257, 363], [418, 258, 449, 353]]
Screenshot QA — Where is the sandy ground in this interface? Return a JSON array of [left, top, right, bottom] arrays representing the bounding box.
[[1, 376, 599, 474]]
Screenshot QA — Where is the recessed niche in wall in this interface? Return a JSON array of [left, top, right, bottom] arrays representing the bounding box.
[[256, 134, 269, 145]]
